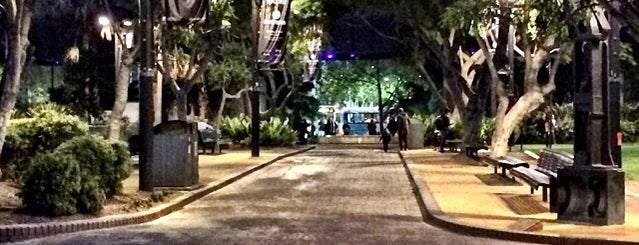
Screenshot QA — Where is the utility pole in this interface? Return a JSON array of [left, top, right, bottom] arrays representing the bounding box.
[[251, 0, 261, 157], [138, 0, 155, 191], [376, 63, 384, 135]]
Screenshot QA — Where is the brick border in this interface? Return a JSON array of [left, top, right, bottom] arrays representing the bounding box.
[[398, 151, 638, 245], [0, 146, 315, 243]]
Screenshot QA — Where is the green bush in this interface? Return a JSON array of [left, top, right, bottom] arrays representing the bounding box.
[[220, 115, 250, 143], [57, 135, 130, 198], [1, 104, 88, 180], [20, 136, 132, 216], [478, 117, 495, 145], [260, 117, 298, 146], [108, 140, 133, 196], [20, 152, 81, 216], [622, 102, 639, 143]]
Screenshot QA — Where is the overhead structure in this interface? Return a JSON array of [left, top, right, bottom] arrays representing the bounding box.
[[554, 1, 626, 225]]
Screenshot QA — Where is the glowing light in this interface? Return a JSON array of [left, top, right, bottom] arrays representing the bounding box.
[[122, 20, 133, 27], [98, 16, 110, 26]]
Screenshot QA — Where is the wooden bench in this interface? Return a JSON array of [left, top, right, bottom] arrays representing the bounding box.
[[509, 149, 573, 204], [465, 144, 488, 157], [445, 139, 463, 152], [486, 155, 530, 177], [199, 138, 232, 154]]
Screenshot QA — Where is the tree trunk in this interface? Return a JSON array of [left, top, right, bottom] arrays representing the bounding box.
[[462, 68, 490, 146], [198, 85, 209, 121], [107, 61, 132, 140], [0, 7, 32, 157], [490, 91, 545, 157], [176, 91, 188, 121]]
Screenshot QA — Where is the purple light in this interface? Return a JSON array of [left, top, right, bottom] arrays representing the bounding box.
[[349, 53, 356, 58], [323, 51, 336, 60]]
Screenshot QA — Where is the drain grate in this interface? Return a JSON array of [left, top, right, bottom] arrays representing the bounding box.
[[475, 174, 522, 186], [498, 194, 547, 215]]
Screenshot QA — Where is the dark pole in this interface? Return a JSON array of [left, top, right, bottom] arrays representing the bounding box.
[[376, 63, 384, 134], [138, 0, 155, 191], [50, 63, 54, 92], [251, 0, 261, 157]]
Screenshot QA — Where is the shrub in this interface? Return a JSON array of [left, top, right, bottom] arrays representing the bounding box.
[[108, 140, 133, 196], [478, 117, 495, 145], [260, 117, 298, 146], [220, 115, 250, 143], [1, 104, 88, 180], [56, 135, 130, 198], [20, 136, 132, 216], [20, 152, 81, 216]]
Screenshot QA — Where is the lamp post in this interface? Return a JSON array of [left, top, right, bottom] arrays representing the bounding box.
[[138, 0, 155, 191]]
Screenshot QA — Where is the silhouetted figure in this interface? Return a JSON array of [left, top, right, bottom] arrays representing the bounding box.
[[396, 108, 410, 151], [435, 110, 451, 153], [387, 114, 397, 136], [367, 119, 377, 135], [325, 118, 337, 135], [544, 113, 557, 148], [342, 123, 351, 135], [380, 129, 392, 152]]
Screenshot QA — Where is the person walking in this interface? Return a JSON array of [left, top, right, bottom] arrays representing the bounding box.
[[435, 110, 451, 153], [380, 128, 392, 152], [387, 114, 397, 136], [396, 108, 410, 151]]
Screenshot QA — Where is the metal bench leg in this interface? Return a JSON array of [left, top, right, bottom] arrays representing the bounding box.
[[542, 187, 548, 202], [530, 187, 534, 194], [494, 166, 498, 174], [501, 167, 507, 177]]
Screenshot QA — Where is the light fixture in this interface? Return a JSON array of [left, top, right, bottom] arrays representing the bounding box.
[[98, 16, 111, 26], [122, 20, 133, 27]]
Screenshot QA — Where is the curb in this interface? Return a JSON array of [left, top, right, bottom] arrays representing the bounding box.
[[0, 146, 315, 243], [398, 151, 638, 245]]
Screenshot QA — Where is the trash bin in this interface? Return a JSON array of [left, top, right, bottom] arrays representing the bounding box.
[[408, 118, 424, 149], [152, 120, 199, 189]]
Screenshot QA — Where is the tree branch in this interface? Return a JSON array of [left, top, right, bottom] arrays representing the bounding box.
[[356, 13, 402, 42]]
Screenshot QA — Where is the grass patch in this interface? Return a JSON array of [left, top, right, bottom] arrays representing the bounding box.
[[517, 144, 639, 181]]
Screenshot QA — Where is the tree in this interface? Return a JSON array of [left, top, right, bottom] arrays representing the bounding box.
[[318, 60, 418, 109], [442, 0, 574, 157], [342, 0, 488, 149], [257, 0, 327, 117], [0, 0, 34, 158], [159, 0, 234, 121]]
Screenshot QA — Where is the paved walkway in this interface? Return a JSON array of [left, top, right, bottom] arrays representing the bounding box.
[[402, 149, 639, 244], [7, 147, 529, 244]]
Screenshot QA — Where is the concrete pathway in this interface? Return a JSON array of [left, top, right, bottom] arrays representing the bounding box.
[[8, 147, 531, 245]]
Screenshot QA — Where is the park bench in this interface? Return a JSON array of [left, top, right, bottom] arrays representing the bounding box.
[[465, 144, 488, 158], [486, 155, 530, 178], [199, 137, 232, 154], [445, 139, 463, 152], [509, 149, 573, 203], [198, 128, 232, 154]]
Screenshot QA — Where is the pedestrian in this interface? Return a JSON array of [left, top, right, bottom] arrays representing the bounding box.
[[325, 117, 336, 135], [342, 123, 351, 135], [387, 114, 397, 136], [367, 118, 377, 135], [396, 108, 410, 151], [380, 128, 392, 152], [435, 110, 451, 153], [544, 112, 556, 148]]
